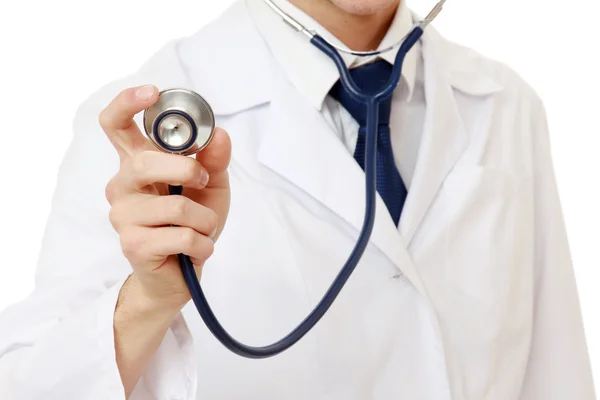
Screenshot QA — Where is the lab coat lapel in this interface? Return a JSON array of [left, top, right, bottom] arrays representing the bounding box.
[[257, 76, 427, 295], [398, 28, 502, 245], [398, 33, 467, 244]]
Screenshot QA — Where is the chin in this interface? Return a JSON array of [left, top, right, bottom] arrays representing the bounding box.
[[329, 0, 399, 15]]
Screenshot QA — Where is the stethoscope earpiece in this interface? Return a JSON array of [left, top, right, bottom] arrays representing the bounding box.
[[143, 88, 215, 155]]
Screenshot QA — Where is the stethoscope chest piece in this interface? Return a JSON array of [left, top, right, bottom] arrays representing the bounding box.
[[143, 88, 215, 155]]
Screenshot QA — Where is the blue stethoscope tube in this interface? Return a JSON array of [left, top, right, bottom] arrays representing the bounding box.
[[169, 26, 424, 359]]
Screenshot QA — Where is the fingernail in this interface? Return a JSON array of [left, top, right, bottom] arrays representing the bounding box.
[[210, 226, 218, 239], [200, 170, 209, 186], [136, 85, 155, 101]]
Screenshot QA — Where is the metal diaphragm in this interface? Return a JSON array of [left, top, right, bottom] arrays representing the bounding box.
[[143, 88, 215, 155]]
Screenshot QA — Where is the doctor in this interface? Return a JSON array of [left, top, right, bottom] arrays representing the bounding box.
[[0, 0, 595, 398]]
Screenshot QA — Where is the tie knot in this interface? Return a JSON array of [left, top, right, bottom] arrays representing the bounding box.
[[329, 60, 393, 127]]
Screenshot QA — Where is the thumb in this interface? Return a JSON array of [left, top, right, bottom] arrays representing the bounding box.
[[195, 127, 231, 189]]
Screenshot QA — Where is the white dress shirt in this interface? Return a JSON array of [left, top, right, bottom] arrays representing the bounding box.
[[249, 0, 426, 188]]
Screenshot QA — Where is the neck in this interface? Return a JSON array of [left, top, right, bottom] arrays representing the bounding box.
[[288, 0, 400, 51]]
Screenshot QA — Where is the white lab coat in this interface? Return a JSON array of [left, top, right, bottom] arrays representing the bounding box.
[[0, 1, 595, 399]]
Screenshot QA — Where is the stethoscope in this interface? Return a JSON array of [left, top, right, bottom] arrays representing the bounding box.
[[142, 0, 447, 359]]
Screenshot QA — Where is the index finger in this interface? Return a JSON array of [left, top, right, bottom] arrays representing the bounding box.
[[99, 84, 159, 159]]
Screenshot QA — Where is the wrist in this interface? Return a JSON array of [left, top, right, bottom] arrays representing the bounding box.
[[116, 274, 184, 324], [113, 274, 186, 397]]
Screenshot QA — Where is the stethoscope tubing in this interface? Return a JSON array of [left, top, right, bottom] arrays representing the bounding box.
[[169, 26, 424, 359]]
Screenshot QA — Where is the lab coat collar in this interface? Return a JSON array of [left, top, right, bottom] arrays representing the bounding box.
[[246, 0, 419, 110], [172, 1, 503, 117]]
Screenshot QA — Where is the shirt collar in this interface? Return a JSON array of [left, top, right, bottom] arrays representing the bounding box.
[[247, 0, 419, 110]]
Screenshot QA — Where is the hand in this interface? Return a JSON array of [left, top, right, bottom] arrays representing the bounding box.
[[100, 84, 231, 312]]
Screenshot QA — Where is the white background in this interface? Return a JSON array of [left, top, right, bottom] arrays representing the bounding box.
[[0, 0, 598, 389]]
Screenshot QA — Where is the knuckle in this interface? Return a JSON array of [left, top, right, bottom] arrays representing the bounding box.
[[105, 178, 118, 204], [119, 87, 131, 99], [131, 151, 152, 174], [201, 238, 215, 259], [181, 158, 199, 183], [179, 229, 214, 260], [180, 228, 197, 250], [108, 203, 122, 230], [98, 108, 111, 131], [205, 210, 219, 235], [115, 88, 131, 106], [120, 227, 143, 259], [105, 174, 128, 204], [170, 196, 188, 219]]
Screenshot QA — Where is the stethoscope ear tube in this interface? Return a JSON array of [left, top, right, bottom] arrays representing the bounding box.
[[162, 26, 424, 359]]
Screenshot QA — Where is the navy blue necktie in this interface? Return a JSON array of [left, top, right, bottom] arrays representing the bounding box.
[[329, 60, 407, 226]]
